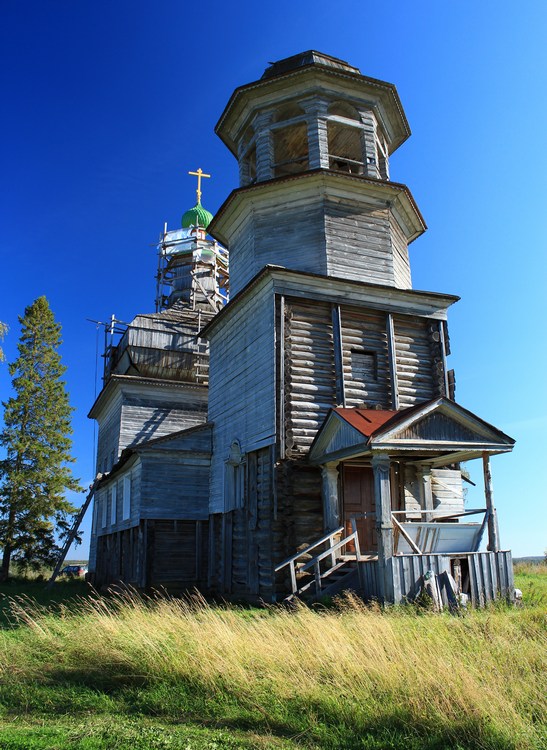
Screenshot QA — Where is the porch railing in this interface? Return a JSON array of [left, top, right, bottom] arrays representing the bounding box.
[[275, 521, 362, 599], [391, 508, 489, 555]]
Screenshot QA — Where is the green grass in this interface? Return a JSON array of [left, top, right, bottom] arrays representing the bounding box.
[[0, 568, 545, 750]]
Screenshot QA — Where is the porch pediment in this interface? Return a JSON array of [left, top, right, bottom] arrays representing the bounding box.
[[309, 398, 515, 464]]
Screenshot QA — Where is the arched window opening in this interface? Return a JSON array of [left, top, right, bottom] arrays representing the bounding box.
[[327, 120, 364, 174], [273, 122, 309, 177], [273, 103, 305, 123], [328, 101, 360, 121]]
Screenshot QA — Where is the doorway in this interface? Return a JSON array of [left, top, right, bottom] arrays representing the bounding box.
[[342, 466, 377, 553]]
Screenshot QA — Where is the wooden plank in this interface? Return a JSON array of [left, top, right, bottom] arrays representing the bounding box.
[[386, 313, 399, 409], [332, 304, 346, 406]]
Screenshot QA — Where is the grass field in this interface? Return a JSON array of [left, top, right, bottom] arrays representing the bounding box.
[[0, 564, 545, 750]]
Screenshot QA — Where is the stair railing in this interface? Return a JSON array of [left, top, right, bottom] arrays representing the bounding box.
[[275, 524, 362, 598]]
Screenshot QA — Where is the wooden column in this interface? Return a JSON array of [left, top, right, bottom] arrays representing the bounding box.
[[332, 304, 345, 406], [321, 462, 340, 531], [359, 109, 380, 179], [416, 464, 434, 521], [237, 138, 252, 186], [386, 313, 399, 410], [302, 98, 330, 169], [253, 111, 274, 182], [482, 453, 500, 552], [372, 453, 394, 602]]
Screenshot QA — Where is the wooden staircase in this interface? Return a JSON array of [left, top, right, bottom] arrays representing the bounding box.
[[275, 522, 364, 602]]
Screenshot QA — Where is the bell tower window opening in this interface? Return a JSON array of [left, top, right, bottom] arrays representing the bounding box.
[[327, 102, 365, 174], [271, 104, 309, 178]]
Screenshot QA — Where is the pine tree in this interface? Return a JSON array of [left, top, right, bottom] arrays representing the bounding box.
[[0, 297, 83, 580]]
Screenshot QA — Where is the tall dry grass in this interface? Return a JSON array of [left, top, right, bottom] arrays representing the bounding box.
[[1, 591, 545, 749]]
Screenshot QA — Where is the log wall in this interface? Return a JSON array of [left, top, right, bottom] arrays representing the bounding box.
[[281, 296, 446, 454]]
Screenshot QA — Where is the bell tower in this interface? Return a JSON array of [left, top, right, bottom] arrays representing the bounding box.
[[210, 51, 425, 297]]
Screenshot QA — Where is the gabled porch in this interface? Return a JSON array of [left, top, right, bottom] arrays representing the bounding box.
[[278, 398, 515, 606]]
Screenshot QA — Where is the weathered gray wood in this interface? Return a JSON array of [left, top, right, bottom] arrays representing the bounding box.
[[483, 453, 500, 551], [386, 313, 399, 409], [332, 304, 346, 406]]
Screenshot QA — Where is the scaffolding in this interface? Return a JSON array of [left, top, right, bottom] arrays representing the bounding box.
[[155, 224, 229, 314]]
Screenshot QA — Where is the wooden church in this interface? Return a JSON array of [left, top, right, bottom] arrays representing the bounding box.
[[88, 51, 515, 606]]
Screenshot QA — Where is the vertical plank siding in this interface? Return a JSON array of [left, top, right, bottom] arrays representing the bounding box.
[[388, 551, 514, 606], [208, 280, 276, 513], [151, 520, 209, 591]]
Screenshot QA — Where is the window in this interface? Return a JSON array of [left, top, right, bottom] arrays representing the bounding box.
[[327, 101, 365, 174], [122, 474, 131, 520], [273, 123, 309, 177], [101, 494, 107, 529], [351, 350, 378, 381], [110, 484, 117, 525]]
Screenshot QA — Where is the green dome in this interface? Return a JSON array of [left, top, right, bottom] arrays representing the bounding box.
[[181, 202, 213, 229]]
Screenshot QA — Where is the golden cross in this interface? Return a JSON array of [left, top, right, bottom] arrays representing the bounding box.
[[188, 168, 211, 204]]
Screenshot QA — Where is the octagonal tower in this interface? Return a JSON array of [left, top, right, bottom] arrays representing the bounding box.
[[210, 51, 425, 297]]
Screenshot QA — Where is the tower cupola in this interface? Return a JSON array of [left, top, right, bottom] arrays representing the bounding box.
[[216, 50, 410, 187], [209, 52, 424, 298]]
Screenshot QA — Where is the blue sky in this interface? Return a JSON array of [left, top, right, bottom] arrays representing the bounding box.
[[1, 1, 546, 558]]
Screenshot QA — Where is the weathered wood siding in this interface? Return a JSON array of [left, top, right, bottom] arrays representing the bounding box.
[[281, 300, 447, 454], [150, 519, 209, 591], [393, 314, 443, 408], [228, 447, 275, 599], [94, 458, 141, 537], [340, 307, 391, 408], [390, 214, 412, 289], [389, 551, 514, 606], [273, 458, 324, 598], [92, 518, 209, 592], [208, 279, 276, 513], [96, 392, 123, 473], [431, 469, 465, 514], [139, 452, 210, 520], [284, 298, 336, 453], [229, 203, 327, 297], [325, 199, 395, 286], [119, 387, 207, 452]]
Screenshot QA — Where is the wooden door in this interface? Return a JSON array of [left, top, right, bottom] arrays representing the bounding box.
[[342, 466, 377, 553]]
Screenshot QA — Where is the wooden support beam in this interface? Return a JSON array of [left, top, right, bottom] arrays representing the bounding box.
[[253, 111, 274, 182], [482, 453, 500, 552], [386, 313, 399, 410], [439, 320, 450, 397], [321, 462, 340, 531], [278, 295, 286, 459], [372, 453, 394, 602], [416, 464, 434, 521], [332, 304, 346, 406]]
